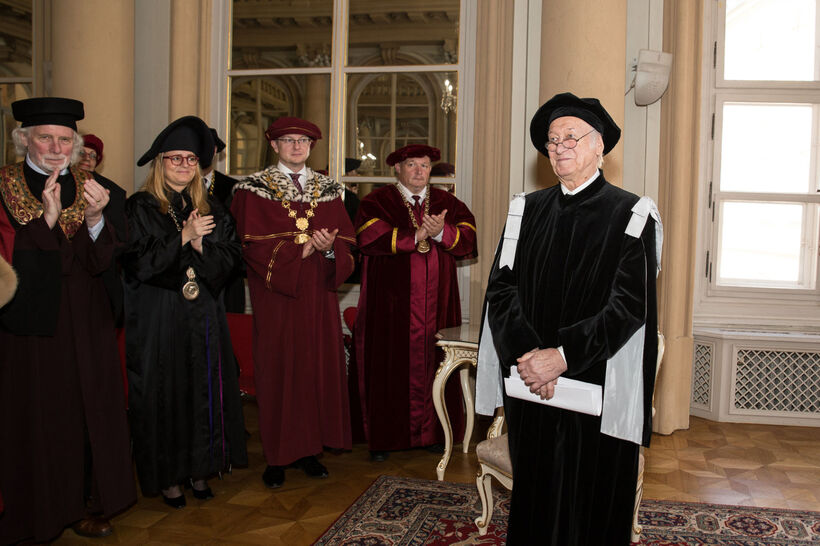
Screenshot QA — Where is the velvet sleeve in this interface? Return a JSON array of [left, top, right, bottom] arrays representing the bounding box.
[[190, 203, 242, 296], [485, 222, 543, 370], [323, 197, 356, 290], [436, 196, 477, 259], [122, 194, 188, 291], [355, 194, 417, 256], [557, 220, 653, 375], [72, 218, 118, 277], [0, 216, 62, 335]]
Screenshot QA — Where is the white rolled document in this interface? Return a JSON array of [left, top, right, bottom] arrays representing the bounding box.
[[504, 366, 603, 416]]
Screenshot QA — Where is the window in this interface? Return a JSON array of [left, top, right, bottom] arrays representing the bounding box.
[[226, 0, 467, 197], [699, 0, 820, 328], [0, 0, 34, 166]]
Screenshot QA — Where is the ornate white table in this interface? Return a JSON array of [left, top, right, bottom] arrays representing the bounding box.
[[433, 322, 480, 480]]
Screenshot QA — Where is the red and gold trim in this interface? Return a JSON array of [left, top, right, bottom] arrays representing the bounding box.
[[266, 240, 285, 289], [445, 228, 461, 251], [456, 221, 476, 232], [356, 217, 380, 235]]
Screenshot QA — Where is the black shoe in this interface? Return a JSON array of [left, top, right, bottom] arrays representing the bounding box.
[[162, 492, 186, 509], [370, 450, 389, 462], [190, 479, 214, 500], [425, 443, 445, 454], [262, 465, 285, 488], [294, 455, 328, 478]]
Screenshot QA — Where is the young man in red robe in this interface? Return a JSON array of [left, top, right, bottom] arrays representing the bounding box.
[[231, 117, 355, 488], [355, 145, 477, 461]]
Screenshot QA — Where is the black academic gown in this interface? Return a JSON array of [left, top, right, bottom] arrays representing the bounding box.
[[485, 174, 657, 546], [92, 172, 127, 326], [0, 162, 135, 544], [209, 170, 245, 313], [122, 190, 247, 496]]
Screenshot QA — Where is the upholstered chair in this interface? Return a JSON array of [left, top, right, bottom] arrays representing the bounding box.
[[474, 411, 511, 535]]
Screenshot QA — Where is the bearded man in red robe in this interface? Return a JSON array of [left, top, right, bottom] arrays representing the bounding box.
[[231, 117, 355, 488], [355, 145, 477, 461]]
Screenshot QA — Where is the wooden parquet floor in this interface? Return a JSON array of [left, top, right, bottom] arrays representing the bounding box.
[[53, 404, 820, 545]]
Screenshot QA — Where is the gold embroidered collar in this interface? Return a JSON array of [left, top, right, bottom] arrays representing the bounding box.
[[0, 162, 88, 239]]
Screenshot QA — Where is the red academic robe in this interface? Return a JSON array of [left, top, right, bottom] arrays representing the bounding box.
[[231, 169, 355, 466], [355, 185, 477, 451]]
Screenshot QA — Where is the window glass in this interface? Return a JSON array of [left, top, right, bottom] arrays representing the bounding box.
[[0, 1, 32, 78], [348, 71, 457, 177], [0, 83, 32, 166], [231, 0, 334, 69], [720, 103, 812, 193], [348, 0, 459, 66], [229, 74, 331, 175], [717, 202, 804, 285], [724, 0, 816, 81]]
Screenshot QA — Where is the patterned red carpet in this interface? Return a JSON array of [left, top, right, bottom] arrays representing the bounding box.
[[315, 475, 820, 545]]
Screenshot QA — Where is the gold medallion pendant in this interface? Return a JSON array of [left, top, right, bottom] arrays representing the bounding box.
[[294, 232, 310, 244], [182, 266, 200, 300], [295, 217, 309, 231], [416, 239, 431, 253]]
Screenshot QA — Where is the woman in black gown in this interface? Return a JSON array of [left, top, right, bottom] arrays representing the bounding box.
[[123, 116, 247, 508]]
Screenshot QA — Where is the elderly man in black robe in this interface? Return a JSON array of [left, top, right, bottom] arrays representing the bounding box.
[[476, 92, 662, 545], [0, 97, 135, 543]]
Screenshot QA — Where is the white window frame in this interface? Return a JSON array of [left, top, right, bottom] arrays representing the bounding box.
[[695, 0, 820, 331]]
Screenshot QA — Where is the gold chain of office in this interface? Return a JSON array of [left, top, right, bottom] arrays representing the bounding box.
[[399, 184, 431, 254]]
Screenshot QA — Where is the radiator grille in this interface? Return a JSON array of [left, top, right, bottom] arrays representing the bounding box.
[[691, 342, 713, 408], [734, 348, 820, 413]]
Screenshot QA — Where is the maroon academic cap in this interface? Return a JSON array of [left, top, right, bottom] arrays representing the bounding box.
[[264, 116, 321, 148], [12, 97, 84, 130], [82, 134, 104, 164], [385, 144, 441, 167]]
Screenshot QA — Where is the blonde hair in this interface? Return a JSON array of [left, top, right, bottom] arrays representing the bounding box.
[[140, 156, 210, 215]]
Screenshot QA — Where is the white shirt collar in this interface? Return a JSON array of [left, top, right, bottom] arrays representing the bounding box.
[[396, 182, 427, 203], [203, 171, 214, 189], [26, 155, 69, 176], [278, 162, 307, 180], [560, 170, 600, 195]]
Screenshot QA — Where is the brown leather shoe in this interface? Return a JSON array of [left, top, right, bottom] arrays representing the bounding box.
[[72, 516, 113, 538]]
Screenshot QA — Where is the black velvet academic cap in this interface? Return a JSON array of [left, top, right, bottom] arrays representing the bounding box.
[[345, 157, 362, 174], [529, 92, 621, 156], [138, 116, 215, 168], [12, 97, 84, 130]]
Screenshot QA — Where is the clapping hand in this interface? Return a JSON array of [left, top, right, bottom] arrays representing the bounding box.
[[182, 209, 215, 253], [41, 169, 62, 229], [83, 178, 110, 228], [420, 209, 447, 239]]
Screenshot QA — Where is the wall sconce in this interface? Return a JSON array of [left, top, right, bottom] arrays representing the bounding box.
[[440, 79, 456, 114]]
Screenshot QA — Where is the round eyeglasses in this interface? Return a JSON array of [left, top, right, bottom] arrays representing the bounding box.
[[163, 155, 199, 166], [79, 150, 98, 160], [545, 130, 594, 152]]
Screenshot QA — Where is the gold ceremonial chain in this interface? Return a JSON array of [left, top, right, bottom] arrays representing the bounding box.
[[399, 185, 431, 253], [275, 189, 320, 244], [207, 179, 214, 198], [167, 204, 200, 300]]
